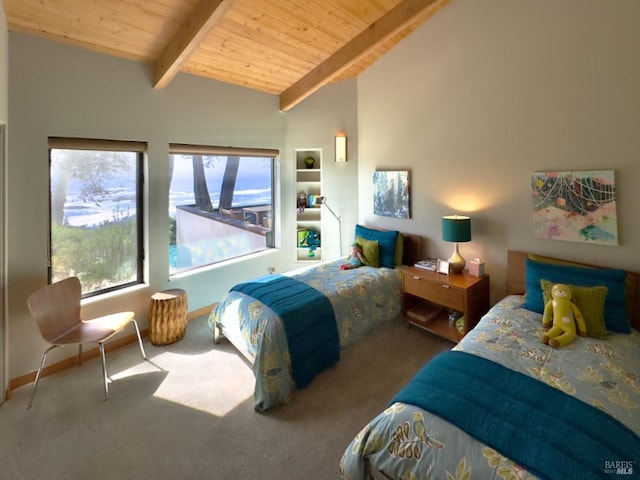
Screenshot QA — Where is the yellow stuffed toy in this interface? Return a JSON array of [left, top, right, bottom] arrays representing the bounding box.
[[541, 283, 587, 348]]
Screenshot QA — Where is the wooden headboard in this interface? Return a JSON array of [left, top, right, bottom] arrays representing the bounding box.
[[401, 233, 422, 266], [507, 250, 640, 332]]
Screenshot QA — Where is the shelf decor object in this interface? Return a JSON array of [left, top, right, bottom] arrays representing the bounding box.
[[442, 215, 471, 273], [295, 148, 322, 262], [335, 135, 347, 163]]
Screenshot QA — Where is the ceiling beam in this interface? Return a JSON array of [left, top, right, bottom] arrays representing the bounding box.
[[279, 0, 448, 112], [153, 0, 236, 89]]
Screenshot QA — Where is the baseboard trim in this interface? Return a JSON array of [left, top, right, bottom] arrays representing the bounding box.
[[6, 304, 215, 398]]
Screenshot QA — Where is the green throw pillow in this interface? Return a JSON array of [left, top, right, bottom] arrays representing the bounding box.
[[355, 225, 398, 269], [540, 279, 609, 339], [357, 237, 380, 268]]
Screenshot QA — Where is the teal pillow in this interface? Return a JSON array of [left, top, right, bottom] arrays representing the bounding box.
[[540, 279, 609, 339], [523, 258, 629, 333], [354, 225, 399, 269]]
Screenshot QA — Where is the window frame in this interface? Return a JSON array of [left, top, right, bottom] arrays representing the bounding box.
[[48, 137, 146, 298], [168, 143, 279, 275]]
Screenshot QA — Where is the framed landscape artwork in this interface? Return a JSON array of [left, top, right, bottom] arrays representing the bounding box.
[[373, 170, 410, 219], [531, 170, 618, 245]]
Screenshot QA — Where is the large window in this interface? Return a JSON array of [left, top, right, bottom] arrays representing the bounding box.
[[49, 138, 145, 296], [169, 144, 277, 274]]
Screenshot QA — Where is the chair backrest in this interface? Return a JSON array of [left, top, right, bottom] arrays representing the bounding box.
[[27, 277, 83, 343], [220, 207, 235, 218]]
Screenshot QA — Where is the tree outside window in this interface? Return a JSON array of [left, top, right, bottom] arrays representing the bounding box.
[[49, 139, 144, 296], [169, 147, 276, 274]]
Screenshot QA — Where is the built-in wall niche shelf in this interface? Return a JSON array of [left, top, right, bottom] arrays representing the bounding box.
[[295, 148, 322, 262]]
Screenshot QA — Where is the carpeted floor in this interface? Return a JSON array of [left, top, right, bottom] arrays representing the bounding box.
[[0, 315, 452, 480]]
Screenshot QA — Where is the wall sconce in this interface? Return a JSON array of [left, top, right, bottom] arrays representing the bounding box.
[[441, 215, 471, 273], [335, 135, 347, 163]]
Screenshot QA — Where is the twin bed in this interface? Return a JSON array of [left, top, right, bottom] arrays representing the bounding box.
[[208, 225, 421, 412], [340, 250, 640, 480], [209, 237, 640, 477]]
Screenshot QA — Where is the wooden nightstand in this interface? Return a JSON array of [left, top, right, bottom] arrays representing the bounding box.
[[401, 267, 490, 343]]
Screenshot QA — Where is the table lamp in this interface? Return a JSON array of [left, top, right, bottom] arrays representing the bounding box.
[[442, 215, 471, 273]]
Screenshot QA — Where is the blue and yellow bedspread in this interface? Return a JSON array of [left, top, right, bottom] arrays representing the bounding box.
[[341, 295, 640, 479], [231, 275, 339, 389], [208, 259, 402, 411]]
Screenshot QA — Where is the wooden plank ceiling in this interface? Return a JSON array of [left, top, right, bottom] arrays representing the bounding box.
[[5, 0, 449, 111]]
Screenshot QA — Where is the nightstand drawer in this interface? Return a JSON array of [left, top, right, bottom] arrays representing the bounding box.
[[404, 275, 463, 310]]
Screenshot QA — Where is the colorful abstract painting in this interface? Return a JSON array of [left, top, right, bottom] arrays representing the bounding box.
[[531, 170, 617, 245], [373, 170, 410, 219]]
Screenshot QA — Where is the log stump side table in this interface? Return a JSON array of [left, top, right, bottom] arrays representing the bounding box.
[[148, 289, 188, 346]]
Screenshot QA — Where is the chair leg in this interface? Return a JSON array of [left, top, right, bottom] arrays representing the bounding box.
[[27, 345, 58, 409], [131, 319, 147, 360], [99, 342, 109, 400], [29, 319, 147, 407]]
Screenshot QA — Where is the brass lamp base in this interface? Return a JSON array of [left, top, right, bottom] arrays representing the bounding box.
[[448, 243, 466, 274]]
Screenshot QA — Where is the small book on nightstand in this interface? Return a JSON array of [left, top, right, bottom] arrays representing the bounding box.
[[414, 258, 438, 271]]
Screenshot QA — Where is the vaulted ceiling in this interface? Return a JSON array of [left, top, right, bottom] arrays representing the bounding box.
[[5, 0, 449, 111]]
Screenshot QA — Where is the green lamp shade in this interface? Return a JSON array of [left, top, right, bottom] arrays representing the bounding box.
[[442, 216, 471, 242]]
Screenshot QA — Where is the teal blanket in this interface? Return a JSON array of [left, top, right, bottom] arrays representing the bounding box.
[[391, 350, 640, 480], [231, 275, 339, 388]]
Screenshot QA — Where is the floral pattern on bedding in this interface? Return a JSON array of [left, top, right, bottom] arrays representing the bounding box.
[[208, 259, 402, 411], [340, 295, 640, 480], [458, 296, 640, 423]]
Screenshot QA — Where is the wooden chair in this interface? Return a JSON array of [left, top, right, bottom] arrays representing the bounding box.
[[26, 277, 147, 408]]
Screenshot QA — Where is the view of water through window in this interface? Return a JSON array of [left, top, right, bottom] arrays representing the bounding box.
[[49, 147, 142, 295], [50, 147, 275, 285], [169, 155, 272, 216], [169, 154, 274, 274]]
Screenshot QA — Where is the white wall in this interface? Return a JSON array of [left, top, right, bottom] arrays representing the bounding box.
[[358, 0, 640, 302], [7, 33, 358, 381], [284, 81, 359, 258], [12, 0, 639, 386]]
